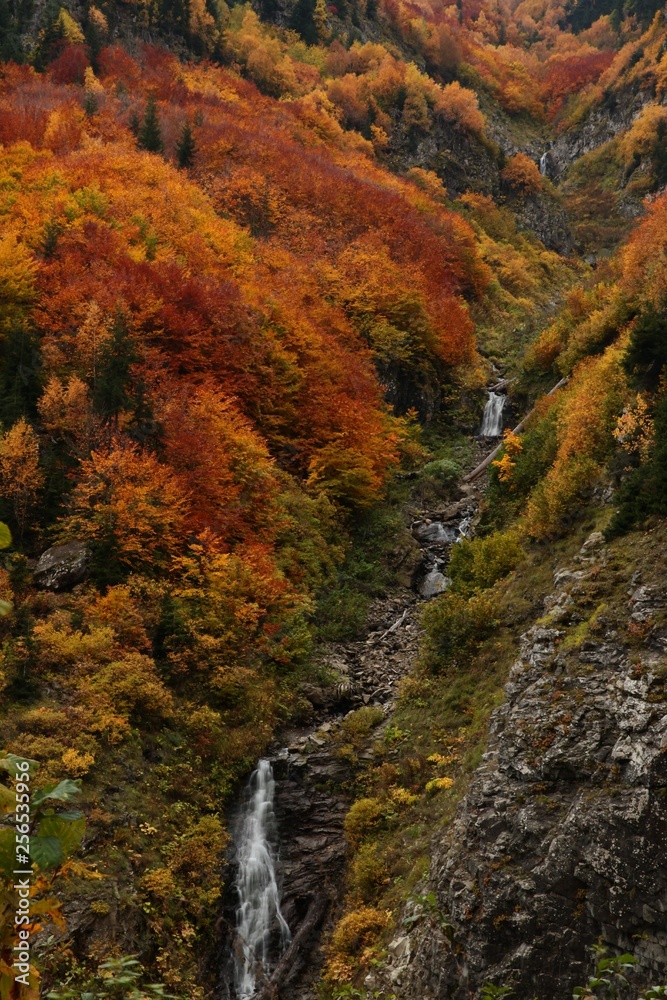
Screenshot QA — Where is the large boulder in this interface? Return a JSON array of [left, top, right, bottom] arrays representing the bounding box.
[[33, 541, 89, 591]]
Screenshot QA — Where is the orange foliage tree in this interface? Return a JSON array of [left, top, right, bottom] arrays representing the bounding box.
[[58, 442, 189, 577], [501, 153, 543, 195], [0, 418, 43, 537]]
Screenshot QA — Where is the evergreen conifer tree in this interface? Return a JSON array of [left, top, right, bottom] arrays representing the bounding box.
[[289, 0, 317, 45], [84, 90, 98, 117], [93, 312, 139, 422], [138, 93, 164, 154], [176, 119, 196, 169]]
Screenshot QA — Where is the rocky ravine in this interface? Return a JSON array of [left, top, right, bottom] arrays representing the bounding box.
[[219, 484, 484, 999], [371, 530, 667, 998]]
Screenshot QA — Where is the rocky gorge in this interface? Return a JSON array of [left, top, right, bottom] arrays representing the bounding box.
[[219, 457, 488, 998], [221, 488, 667, 999]]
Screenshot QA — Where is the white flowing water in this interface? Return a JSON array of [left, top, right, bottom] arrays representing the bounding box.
[[234, 760, 291, 999], [480, 392, 506, 437], [540, 150, 549, 175]]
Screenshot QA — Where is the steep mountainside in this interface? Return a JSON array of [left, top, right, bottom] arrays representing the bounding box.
[[2, 2, 667, 1000]]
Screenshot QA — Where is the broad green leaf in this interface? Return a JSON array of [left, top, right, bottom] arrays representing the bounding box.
[[0, 753, 38, 775], [37, 814, 86, 858], [0, 523, 11, 550], [0, 600, 12, 617], [33, 779, 82, 808], [30, 834, 63, 869]]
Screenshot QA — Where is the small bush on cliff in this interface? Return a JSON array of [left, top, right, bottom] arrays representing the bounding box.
[[449, 529, 523, 596], [339, 706, 384, 747], [344, 797, 393, 847], [328, 906, 391, 960], [501, 154, 543, 195], [347, 841, 390, 904], [421, 590, 500, 674]]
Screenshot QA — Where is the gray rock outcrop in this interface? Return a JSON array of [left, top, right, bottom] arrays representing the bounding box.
[[385, 533, 667, 998], [33, 541, 89, 590]]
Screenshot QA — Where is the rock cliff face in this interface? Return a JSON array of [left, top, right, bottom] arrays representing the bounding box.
[[507, 189, 573, 255], [549, 88, 654, 180], [376, 531, 667, 997], [384, 118, 500, 198]]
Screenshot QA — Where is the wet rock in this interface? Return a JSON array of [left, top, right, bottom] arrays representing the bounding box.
[[33, 540, 89, 591], [413, 522, 458, 546], [299, 684, 329, 710], [388, 529, 425, 589], [419, 567, 452, 599]]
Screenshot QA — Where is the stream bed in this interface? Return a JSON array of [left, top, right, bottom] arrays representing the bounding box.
[[221, 434, 493, 998]]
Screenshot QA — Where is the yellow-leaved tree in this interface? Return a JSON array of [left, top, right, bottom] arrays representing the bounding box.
[[0, 234, 37, 333], [0, 419, 43, 540]]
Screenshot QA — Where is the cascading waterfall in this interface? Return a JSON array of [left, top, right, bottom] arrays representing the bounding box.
[[479, 391, 506, 437], [540, 150, 549, 175], [233, 759, 291, 999]]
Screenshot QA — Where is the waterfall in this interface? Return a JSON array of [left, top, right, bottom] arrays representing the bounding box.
[[233, 760, 291, 999], [539, 150, 549, 175], [480, 392, 506, 437]]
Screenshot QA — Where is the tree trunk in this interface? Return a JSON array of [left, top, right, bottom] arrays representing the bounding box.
[[254, 894, 330, 1000]]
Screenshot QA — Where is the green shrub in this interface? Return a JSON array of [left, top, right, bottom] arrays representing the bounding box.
[[421, 590, 500, 673], [347, 841, 390, 904], [421, 458, 462, 488], [449, 529, 523, 595], [344, 797, 390, 847], [339, 706, 384, 747]]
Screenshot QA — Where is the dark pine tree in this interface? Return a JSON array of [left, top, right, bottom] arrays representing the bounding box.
[[138, 93, 164, 154], [176, 119, 196, 169], [93, 312, 139, 422], [0, 0, 26, 62], [622, 305, 667, 393], [607, 303, 667, 537], [289, 0, 317, 46], [84, 90, 98, 117], [0, 326, 42, 426], [32, 0, 63, 70]]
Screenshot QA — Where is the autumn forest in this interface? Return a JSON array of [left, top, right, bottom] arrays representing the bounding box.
[[2, 0, 667, 997]]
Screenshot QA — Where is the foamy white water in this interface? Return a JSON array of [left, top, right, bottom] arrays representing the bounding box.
[[234, 760, 291, 998], [480, 392, 506, 437]]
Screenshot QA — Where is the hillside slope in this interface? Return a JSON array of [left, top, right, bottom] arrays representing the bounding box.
[[1, 2, 667, 999]]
